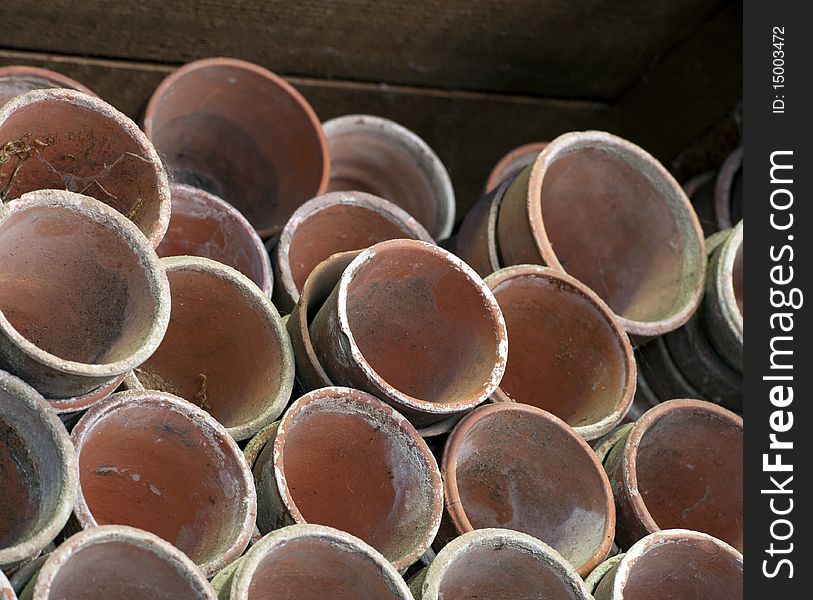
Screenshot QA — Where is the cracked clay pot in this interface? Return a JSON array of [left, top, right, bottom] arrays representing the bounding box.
[[484, 141, 548, 193], [603, 399, 743, 551], [143, 57, 329, 239], [253, 387, 443, 572], [0, 189, 170, 399], [0, 89, 170, 246], [705, 221, 743, 371], [310, 239, 507, 429], [440, 403, 615, 577], [19, 526, 215, 600], [0, 66, 95, 107], [71, 391, 256, 578], [496, 131, 706, 338], [486, 265, 635, 441]]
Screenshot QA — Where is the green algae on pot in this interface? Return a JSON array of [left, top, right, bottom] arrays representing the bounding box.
[[0, 371, 78, 573], [272, 191, 433, 312], [486, 265, 635, 441], [212, 525, 412, 599], [0, 89, 170, 246], [18, 526, 215, 600], [603, 399, 743, 551], [484, 141, 548, 193], [592, 529, 742, 600], [714, 147, 743, 230], [453, 178, 508, 278], [143, 57, 329, 239], [0, 65, 95, 107], [705, 221, 744, 371], [497, 131, 706, 338], [410, 528, 591, 600], [592, 423, 635, 466], [253, 387, 443, 572], [71, 391, 256, 578], [584, 554, 624, 595], [0, 190, 170, 399], [440, 403, 615, 577], [157, 184, 273, 297], [310, 239, 507, 428], [322, 114, 455, 240], [134, 256, 294, 441]]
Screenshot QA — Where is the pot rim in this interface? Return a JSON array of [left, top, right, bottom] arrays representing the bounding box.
[[714, 147, 742, 230], [0, 65, 96, 97], [713, 221, 744, 339], [47, 373, 127, 414], [485, 141, 548, 193]]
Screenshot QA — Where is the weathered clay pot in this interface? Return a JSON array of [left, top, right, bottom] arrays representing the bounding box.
[[635, 339, 703, 403], [0, 89, 170, 246], [603, 399, 743, 551], [272, 191, 433, 312], [453, 178, 508, 278], [133, 256, 293, 441], [19, 526, 216, 600], [71, 391, 256, 577], [322, 114, 455, 240], [8, 555, 46, 596], [486, 265, 635, 440], [46, 374, 126, 418], [0, 569, 13, 599], [157, 184, 273, 297], [253, 387, 443, 572], [409, 528, 591, 600], [0, 65, 95, 107], [592, 423, 634, 466], [584, 554, 625, 595], [497, 131, 706, 338], [626, 370, 659, 422], [485, 141, 548, 193], [592, 529, 742, 600], [0, 190, 170, 399], [683, 171, 718, 236], [714, 147, 743, 230], [705, 221, 743, 370], [441, 403, 615, 577], [310, 239, 507, 428], [211, 524, 412, 599], [0, 371, 78, 573], [143, 57, 329, 239]]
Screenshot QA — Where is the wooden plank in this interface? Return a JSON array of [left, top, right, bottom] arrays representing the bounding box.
[[0, 0, 727, 99]]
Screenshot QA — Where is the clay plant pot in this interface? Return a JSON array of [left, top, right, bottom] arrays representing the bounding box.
[[18, 526, 216, 600], [705, 221, 743, 370], [211, 524, 412, 599], [253, 387, 443, 572], [683, 171, 718, 236], [409, 528, 591, 600], [0, 570, 13, 599], [45, 374, 126, 419], [133, 256, 293, 441], [484, 141, 548, 193], [634, 338, 703, 403], [143, 57, 329, 239], [584, 554, 625, 595], [496, 130, 706, 338], [310, 239, 507, 428], [453, 178, 508, 278], [592, 423, 634, 466], [322, 114, 455, 240], [441, 403, 615, 577], [0, 89, 170, 246], [157, 184, 273, 297], [0, 189, 170, 399], [71, 391, 256, 578], [0, 65, 95, 107], [486, 265, 635, 441], [8, 556, 46, 596], [592, 529, 742, 600], [272, 191, 433, 312], [0, 371, 77, 573], [603, 399, 743, 551], [714, 147, 743, 230]]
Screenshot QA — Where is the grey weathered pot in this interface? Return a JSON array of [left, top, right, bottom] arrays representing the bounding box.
[[714, 147, 743, 230], [453, 178, 509, 278], [485, 141, 548, 193], [0, 189, 170, 399], [705, 221, 743, 370], [592, 423, 634, 466], [18, 526, 215, 600], [584, 554, 624, 595], [409, 528, 591, 600], [0, 65, 95, 107], [0, 371, 78, 573]]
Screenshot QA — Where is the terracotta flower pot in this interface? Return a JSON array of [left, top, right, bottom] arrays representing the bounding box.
[[0, 190, 170, 399], [272, 191, 433, 312], [0, 371, 78, 573], [133, 256, 294, 441], [714, 147, 743, 230], [253, 387, 443, 572], [705, 221, 743, 370], [441, 403, 615, 577], [584, 554, 625, 595], [18, 526, 216, 600], [0, 89, 170, 246], [634, 338, 703, 403], [626, 370, 659, 422], [453, 178, 508, 278], [592, 423, 634, 466], [486, 265, 635, 440], [322, 114, 455, 240], [156, 184, 273, 297], [211, 524, 412, 599], [592, 529, 742, 600], [603, 399, 743, 551], [0, 65, 95, 107], [409, 528, 591, 600], [71, 391, 256, 578], [143, 57, 329, 239], [45, 374, 126, 419], [310, 239, 507, 428], [497, 130, 706, 338], [683, 171, 718, 236], [484, 141, 548, 193]]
